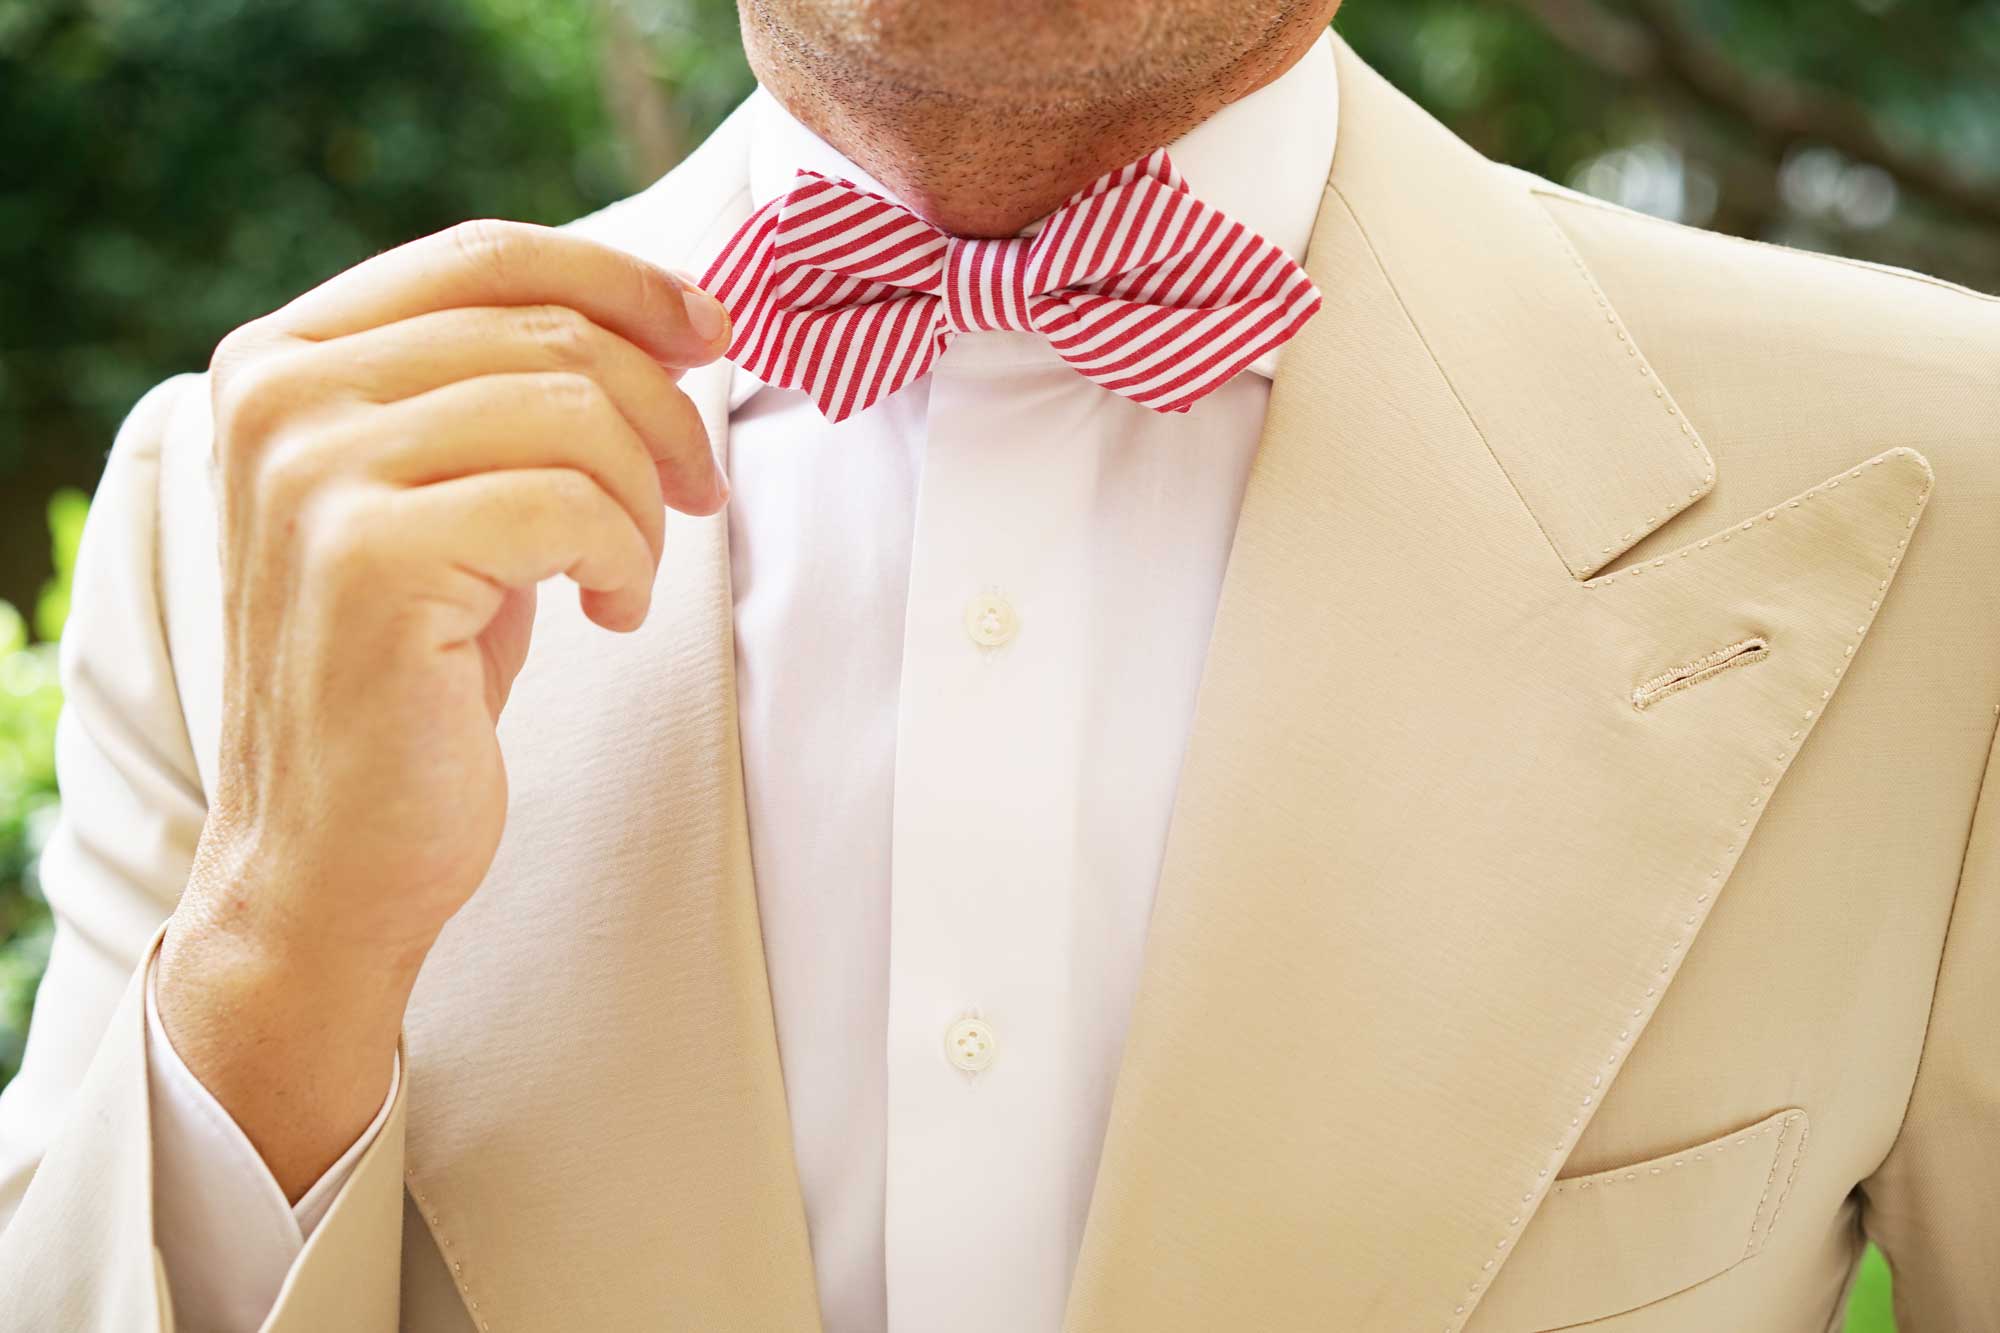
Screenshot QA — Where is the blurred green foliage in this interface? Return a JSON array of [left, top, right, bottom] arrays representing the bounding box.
[[3, 1, 1978, 1325], [1334, 0, 2000, 294], [0, 491, 83, 1085], [0, 0, 597, 454], [0, 0, 626, 613]]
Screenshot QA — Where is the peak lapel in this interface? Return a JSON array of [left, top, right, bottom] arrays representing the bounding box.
[[1065, 38, 1934, 1333], [394, 138, 824, 1329]]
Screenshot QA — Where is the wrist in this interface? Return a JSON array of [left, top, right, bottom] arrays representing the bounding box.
[[180, 810, 441, 982], [155, 901, 416, 1202], [156, 903, 422, 1043]]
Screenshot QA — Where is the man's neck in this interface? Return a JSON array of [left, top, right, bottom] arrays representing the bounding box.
[[739, 9, 1341, 237]]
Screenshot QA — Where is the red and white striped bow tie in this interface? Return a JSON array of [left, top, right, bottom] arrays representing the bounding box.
[[699, 148, 1323, 423]]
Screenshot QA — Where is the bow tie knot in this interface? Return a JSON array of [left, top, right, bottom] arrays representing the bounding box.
[[701, 148, 1323, 423], [942, 234, 1040, 335]]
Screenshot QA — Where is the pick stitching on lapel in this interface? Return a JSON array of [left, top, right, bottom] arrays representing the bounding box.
[[1063, 37, 1934, 1333]]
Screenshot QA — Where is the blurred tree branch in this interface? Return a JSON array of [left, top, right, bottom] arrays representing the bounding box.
[[596, 0, 681, 186], [1499, 0, 2000, 227]]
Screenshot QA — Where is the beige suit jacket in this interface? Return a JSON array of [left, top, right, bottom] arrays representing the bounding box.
[[1, 34, 1996, 1333]]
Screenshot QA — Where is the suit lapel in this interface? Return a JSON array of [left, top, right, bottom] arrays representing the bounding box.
[[395, 133, 824, 1328], [1065, 39, 1932, 1333]]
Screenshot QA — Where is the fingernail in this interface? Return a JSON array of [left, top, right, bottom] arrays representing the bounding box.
[[712, 466, 731, 506], [682, 283, 730, 345]]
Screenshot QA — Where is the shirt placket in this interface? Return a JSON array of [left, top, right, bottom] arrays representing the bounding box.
[[882, 337, 1094, 1333]]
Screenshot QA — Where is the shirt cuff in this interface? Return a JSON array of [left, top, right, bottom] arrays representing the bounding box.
[[144, 949, 400, 1332]]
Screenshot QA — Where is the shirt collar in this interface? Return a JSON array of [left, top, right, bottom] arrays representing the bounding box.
[[731, 26, 1339, 410]]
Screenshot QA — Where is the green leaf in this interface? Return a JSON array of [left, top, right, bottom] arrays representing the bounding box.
[[31, 488, 87, 644], [0, 602, 24, 659]]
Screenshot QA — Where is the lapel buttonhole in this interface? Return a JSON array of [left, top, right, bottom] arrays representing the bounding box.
[[1632, 635, 1773, 711]]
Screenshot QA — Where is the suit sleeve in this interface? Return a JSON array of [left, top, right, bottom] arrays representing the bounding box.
[[0, 373, 410, 1333], [1859, 707, 2000, 1331], [146, 946, 401, 1332]]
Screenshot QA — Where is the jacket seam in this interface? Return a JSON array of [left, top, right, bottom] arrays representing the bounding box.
[[1577, 449, 1930, 590], [1876, 698, 2000, 1157], [1528, 181, 2000, 308], [1320, 179, 1570, 578], [406, 1175, 486, 1331], [1745, 1112, 1810, 1260], [1526, 187, 1718, 577]]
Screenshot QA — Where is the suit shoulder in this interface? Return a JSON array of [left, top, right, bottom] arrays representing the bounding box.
[[1516, 169, 2000, 483], [1524, 170, 2000, 332], [105, 370, 204, 469], [91, 369, 208, 559]]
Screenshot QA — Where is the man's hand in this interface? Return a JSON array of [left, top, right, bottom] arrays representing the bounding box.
[[154, 219, 733, 1199]]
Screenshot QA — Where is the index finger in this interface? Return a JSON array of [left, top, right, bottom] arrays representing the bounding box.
[[267, 218, 733, 369]]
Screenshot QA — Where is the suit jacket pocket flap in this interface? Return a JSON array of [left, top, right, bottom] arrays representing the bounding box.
[[1470, 1109, 1810, 1331]]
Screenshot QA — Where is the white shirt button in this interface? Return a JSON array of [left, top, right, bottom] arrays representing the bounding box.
[[963, 592, 1018, 647], [945, 1017, 997, 1072]]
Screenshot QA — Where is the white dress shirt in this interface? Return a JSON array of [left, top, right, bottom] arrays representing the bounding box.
[[143, 29, 1339, 1333]]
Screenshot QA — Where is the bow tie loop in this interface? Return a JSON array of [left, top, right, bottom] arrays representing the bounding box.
[[942, 234, 1040, 335], [701, 148, 1322, 423]]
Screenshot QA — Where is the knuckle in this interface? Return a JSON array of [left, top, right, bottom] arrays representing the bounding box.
[[540, 368, 608, 418], [210, 349, 296, 467], [254, 435, 331, 522], [300, 486, 384, 584], [542, 466, 601, 519], [446, 217, 532, 281], [208, 319, 268, 378], [519, 305, 595, 366]]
